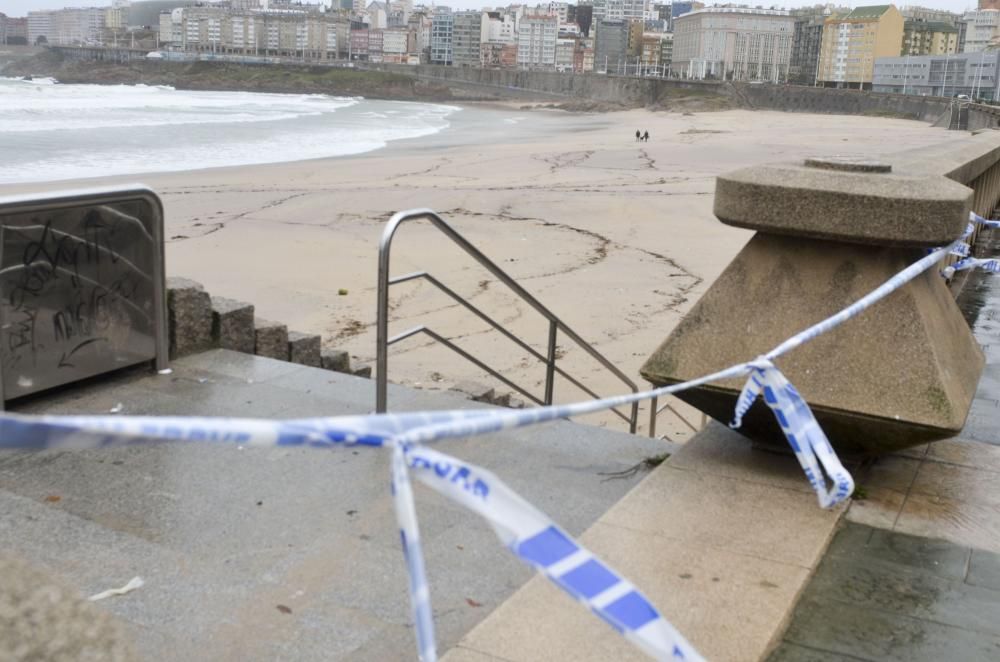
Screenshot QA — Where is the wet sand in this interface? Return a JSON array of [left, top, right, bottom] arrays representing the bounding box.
[[0, 106, 953, 435]]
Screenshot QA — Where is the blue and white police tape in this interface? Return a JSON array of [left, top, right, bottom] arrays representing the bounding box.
[[942, 256, 1000, 279], [0, 234, 968, 661], [971, 212, 1000, 229], [731, 359, 852, 509], [405, 444, 703, 661]]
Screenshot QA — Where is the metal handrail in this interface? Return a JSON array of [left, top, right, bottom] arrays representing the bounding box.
[[647, 394, 708, 440], [376, 208, 640, 432]]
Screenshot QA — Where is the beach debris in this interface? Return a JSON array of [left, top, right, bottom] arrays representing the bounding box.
[[88, 577, 144, 601], [109, 403, 123, 414], [276, 604, 292, 615], [465, 598, 483, 608], [45, 495, 61, 503], [338, 288, 348, 296], [157, 368, 173, 375]]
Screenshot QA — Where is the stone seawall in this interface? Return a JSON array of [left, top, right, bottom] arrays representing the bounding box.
[[370, 64, 734, 108], [731, 82, 953, 122]]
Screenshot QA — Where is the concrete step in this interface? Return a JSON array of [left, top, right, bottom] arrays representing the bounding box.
[[443, 424, 851, 662], [0, 349, 667, 661]]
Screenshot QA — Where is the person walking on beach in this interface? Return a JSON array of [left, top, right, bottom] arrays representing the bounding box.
[[642, 130, 650, 142], [635, 129, 641, 142]]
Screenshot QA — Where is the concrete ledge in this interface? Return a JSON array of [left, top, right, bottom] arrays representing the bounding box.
[[443, 423, 848, 662]]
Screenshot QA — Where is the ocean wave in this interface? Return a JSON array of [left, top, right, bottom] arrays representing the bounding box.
[[0, 82, 458, 184]]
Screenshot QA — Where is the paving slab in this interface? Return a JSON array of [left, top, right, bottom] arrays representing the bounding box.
[[769, 523, 1000, 662], [444, 423, 847, 662], [0, 349, 666, 661]]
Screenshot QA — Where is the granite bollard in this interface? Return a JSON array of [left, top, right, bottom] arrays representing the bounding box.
[[288, 331, 322, 367], [642, 152, 988, 455], [210, 296, 255, 354], [167, 277, 213, 359], [254, 318, 289, 361]]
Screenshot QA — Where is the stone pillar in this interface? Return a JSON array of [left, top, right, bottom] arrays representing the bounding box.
[[167, 277, 213, 359], [641, 156, 985, 455]]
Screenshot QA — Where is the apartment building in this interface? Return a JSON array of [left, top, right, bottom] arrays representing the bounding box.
[[874, 51, 1000, 100], [556, 36, 575, 71], [902, 20, 958, 56], [671, 6, 794, 82], [640, 32, 670, 72], [28, 8, 106, 46], [452, 11, 484, 67], [594, 19, 628, 72], [789, 6, 851, 85], [481, 40, 518, 67], [517, 13, 558, 69], [816, 5, 904, 90], [1, 15, 27, 45], [430, 11, 454, 65], [382, 27, 408, 62], [960, 9, 1000, 53]]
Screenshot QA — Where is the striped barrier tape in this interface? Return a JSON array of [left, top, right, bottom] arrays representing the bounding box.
[[731, 360, 853, 509], [942, 257, 1000, 279], [0, 237, 964, 661], [971, 212, 1000, 229]]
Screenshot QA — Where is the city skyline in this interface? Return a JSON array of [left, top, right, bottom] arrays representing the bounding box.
[[0, 0, 985, 18]]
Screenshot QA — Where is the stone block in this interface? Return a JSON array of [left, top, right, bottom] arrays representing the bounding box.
[[167, 277, 213, 359], [210, 296, 255, 354], [254, 318, 288, 361], [641, 233, 985, 455], [287, 331, 322, 367], [352, 364, 372, 379], [0, 553, 137, 662], [320, 349, 351, 373], [714, 158, 972, 247]]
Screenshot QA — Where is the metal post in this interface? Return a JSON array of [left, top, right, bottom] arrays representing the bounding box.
[[902, 54, 909, 95], [376, 221, 393, 413], [544, 321, 557, 405], [648, 395, 657, 438]]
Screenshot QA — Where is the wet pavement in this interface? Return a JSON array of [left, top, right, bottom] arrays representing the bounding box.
[[768, 522, 1000, 662], [767, 229, 1000, 662], [957, 226, 1000, 445], [0, 349, 665, 661]]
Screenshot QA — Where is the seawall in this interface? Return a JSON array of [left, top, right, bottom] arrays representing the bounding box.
[[733, 82, 953, 122]]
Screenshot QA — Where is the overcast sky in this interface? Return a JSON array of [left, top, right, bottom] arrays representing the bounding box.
[[0, 0, 983, 18]]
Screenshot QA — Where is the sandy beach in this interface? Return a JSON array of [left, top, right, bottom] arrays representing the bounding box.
[[0, 105, 953, 435]]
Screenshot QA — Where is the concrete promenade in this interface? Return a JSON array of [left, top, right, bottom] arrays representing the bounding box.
[[448, 228, 1000, 662], [0, 350, 664, 661]]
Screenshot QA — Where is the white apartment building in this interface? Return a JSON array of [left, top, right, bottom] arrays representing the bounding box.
[[517, 13, 557, 69], [485, 11, 517, 44], [27, 8, 106, 46], [555, 36, 575, 71], [27, 12, 54, 45], [382, 27, 408, 62], [106, 1, 130, 31], [671, 6, 793, 82], [592, 0, 647, 23], [961, 9, 1000, 53]]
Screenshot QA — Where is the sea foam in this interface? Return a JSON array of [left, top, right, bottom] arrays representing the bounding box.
[[0, 78, 459, 184]]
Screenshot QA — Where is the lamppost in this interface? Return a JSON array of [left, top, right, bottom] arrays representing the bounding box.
[[902, 52, 910, 95], [944, 52, 952, 98]]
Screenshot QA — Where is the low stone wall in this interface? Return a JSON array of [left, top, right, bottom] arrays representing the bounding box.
[[732, 82, 953, 122], [166, 277, 370, 377], [968, 103, 1000, 132]]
